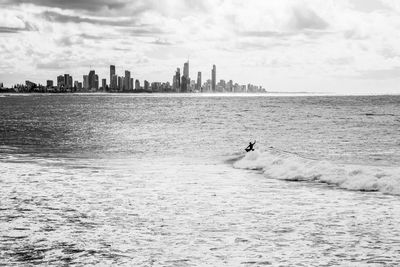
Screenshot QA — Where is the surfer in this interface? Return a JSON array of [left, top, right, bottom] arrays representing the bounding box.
[[245, 141, 256, 152]]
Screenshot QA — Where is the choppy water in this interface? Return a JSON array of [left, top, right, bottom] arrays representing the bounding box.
[[1, 94, 400, 266]]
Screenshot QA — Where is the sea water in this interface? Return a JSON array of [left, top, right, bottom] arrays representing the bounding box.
[[0, 94, 399, 266]]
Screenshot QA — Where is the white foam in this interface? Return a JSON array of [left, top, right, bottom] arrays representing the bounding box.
[[233, 150, 400, 195]]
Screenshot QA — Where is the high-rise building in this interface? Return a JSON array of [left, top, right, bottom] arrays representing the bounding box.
[[183, 61, 189, 79], [175, 68, 181, 92], [135, 79, 140, 90], [57, 75, 65, 88], [196, 72, 202, 91], [102, 79, 107, 91], [130, 78, 133, 91], [111, 75, 117, 90], [110, 65, 115, 87], [211, 65, 216, 92], [172, 75, 176, 90], [64, 74, 70, 88], [94, 75, 99, 90], [88, 70, 96, 90], [74, 81, 81, 90], [124, 70, 130, 91], [46, 80, 53, 88], [118, 76, 123, 91], [183, 61, 190, 92], [181, 75, 187, 92], [228, 80, 233, 92], [144, 80, 149, 91], [83, 75, 89, 90]]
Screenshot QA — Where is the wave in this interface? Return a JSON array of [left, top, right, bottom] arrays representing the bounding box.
[[233, 149, 400, 195]]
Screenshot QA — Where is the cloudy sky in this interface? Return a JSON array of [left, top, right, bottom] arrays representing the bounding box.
[[1, 0, 400, 93]]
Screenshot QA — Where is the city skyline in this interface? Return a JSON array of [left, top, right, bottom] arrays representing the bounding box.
[[3, 61, 265, 93], [1, 0, 400, 93]]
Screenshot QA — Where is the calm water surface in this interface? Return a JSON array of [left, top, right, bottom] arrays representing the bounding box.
[[0, 94, 399, 266]]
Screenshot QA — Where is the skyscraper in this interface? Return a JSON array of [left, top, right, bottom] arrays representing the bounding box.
[[88, 70, 96, 90], [135, 79, 140, 90], [57, 75, 65, 88], [181, 75, 187, 92], [197, 72, 202, 91], [130, 78, 133, 91], [183, 61, 190, 92], [118, 76, 123, 91], [211, 65, 216, 92], [111, 75, 117, 90], [64, 74, 70, 88], [124, 70, 130, 91], [94, 75, 99, 90], [102, 79, 106, 91], [175, 68, 181, 92], [172, 75, 176, 90], [83, 75, 89, 90], [110, 65, 115, 87], [183, 61, 189, 79]]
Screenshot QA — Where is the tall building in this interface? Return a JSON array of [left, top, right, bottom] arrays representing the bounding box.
[[183, 61, 189, 79], [135, 79, 140, 90], [110, 65, 115, 87], [211, 65, 216, 92], [74, 81, 81, 90], [88, 70, 96, 90], [124, 70, 130, 91], [228, 80, 233, 92], [83, 75, 89, 90], [144, 80, 149, 91], [102, 79, 107, 90], [175, 68, 181, 92], [183, 61, 190, 92], [196, 72, 202, 91], [111, 75, 117, 90], [46, 80, 53, 88], [130, 78, 133, 91], [172, 75, 176, 90], [181, 75, 187, 92], [57, 75, 65, 88], [118, 76, 123, 91], [94, 75, 99, 90], [64, 74, 70, 88]]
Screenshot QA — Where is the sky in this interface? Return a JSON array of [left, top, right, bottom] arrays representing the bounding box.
[[1, 0, 400, 94]]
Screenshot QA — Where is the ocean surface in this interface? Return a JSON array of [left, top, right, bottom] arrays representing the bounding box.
[[1, 94, 400, 266]]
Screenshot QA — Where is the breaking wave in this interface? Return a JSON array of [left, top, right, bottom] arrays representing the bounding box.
[[233, 149, 400, 195]]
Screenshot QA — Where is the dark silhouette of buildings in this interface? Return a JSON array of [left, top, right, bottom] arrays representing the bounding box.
[[212, 65, 216, 92]]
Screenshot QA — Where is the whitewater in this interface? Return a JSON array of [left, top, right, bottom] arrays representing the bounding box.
[[234, 149, 400, 195]]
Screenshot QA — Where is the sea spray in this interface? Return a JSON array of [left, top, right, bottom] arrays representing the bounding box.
[[233, 150, 400, 195]]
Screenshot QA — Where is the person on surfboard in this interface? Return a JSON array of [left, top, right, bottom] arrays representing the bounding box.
[[245, 141, 256, 152]]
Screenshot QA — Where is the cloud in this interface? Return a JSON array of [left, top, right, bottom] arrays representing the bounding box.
[[37, 60, 69, 70], [1, 0, 129, 12], [41, 11, 141, 27], [357, 67, 400, 80], [288, 5, 329, 31], [0, 21, 37, 33], [149, 39, 174, 45], [1, 0, 400, 93]]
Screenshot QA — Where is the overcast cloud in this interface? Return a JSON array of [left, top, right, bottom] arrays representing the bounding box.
[[1, 0, 400, 93]]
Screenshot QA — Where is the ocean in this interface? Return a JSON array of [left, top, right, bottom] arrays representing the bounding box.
[[1, 94, 399, 266]]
